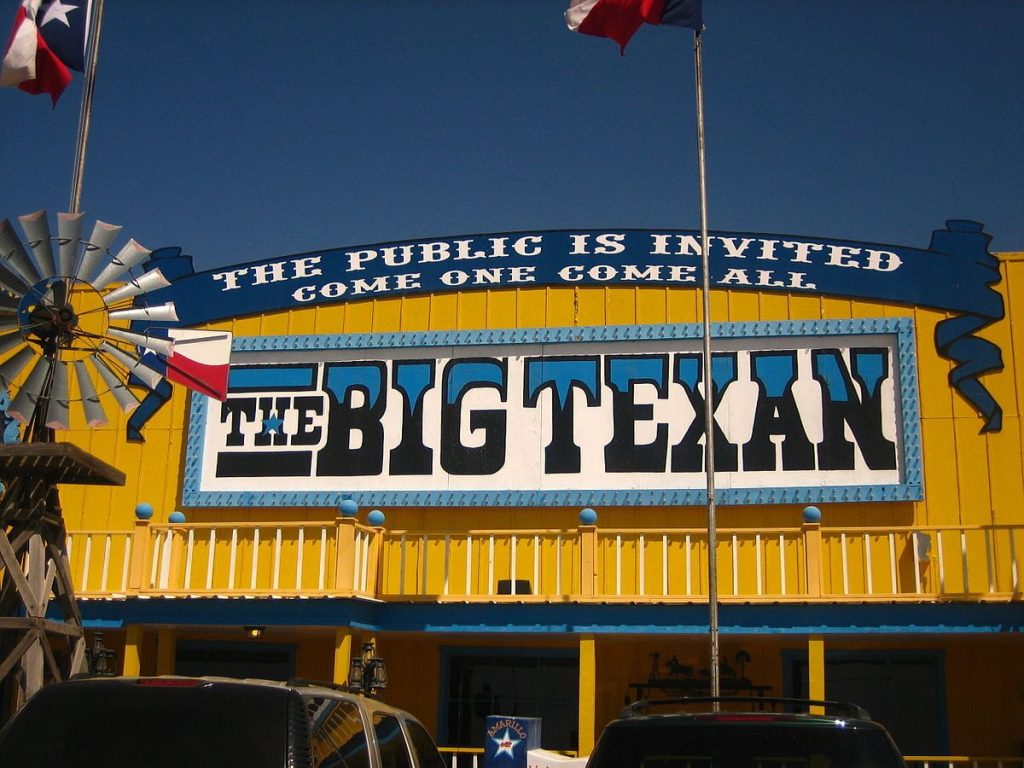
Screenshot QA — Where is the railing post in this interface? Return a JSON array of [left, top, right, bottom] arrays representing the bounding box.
[[802, 506, 823, 598], [365, 510, 387, 597], [127, 503, 154, 593], [167, 512, 187, 591], [579, 508, 599, 596], [335, 501, 358, 594]]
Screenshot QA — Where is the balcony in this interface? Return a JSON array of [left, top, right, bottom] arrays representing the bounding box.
[[64, 518, 1023, 603]]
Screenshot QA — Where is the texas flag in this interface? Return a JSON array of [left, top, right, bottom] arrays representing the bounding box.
[[566, 0, 703, 53], [1, 0, 91, 105], [142, 329, 233, 402]]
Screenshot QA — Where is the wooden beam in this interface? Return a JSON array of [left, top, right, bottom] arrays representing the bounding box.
[[0, 632, 37, 682], [0, 443, 126, 486], [0, 531, 40, 615]]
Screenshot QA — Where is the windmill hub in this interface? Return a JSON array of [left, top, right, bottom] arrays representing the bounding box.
[[17, 277, 109, 360], [27, 299, 78, 348]]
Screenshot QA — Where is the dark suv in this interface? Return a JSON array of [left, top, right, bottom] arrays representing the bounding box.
[[585, 697, 907, 768], [0, 676, 448, 768]]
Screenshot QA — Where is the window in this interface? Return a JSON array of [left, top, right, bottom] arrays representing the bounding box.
[[372, 713, 413, 768], [442, 649, 579, 751], [174, 640, 296, 680], [406, 720, 447, 768], [786, 649, 948, 755], [307, 696, 370, 768]]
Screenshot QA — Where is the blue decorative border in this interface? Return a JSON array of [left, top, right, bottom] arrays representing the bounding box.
[[182, 318, 922, 508]]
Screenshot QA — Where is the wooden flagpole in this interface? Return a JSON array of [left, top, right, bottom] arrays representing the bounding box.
[[693, 26, 720, 699], [69, 0, 105, 214]]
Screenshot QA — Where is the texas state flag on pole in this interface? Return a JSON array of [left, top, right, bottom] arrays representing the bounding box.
[[1, 0, 91, 105], [566, 0, 702, 52], [142, 329, 233, 402]]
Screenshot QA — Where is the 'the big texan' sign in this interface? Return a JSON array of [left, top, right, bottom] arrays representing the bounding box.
[[182, 319, 921, 508]]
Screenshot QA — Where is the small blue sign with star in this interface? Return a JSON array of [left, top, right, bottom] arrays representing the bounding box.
[[484, 716, 541, 768]]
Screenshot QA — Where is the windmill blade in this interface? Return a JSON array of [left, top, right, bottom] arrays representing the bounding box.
[[0, 291, 21, 314], [75, 220, 122, 284], [102, 268, 170, 306], [0, 331, 26, 358], [89, 354, 140, 413], [57, 212, 85, 277], [91, 239, 152, 291], [44, 361, 71, 430], [73, 360, 108, 427], [50, 279, 68, 309], [109, 302, 179, 323], [8, 356, 50, 423], [18, 210, 56, 279], [106, 327, 174, 356], [0, 261, 30, 296], [99, 341, 164, 391], [0, 218, 42, 286], [0, 347, 33, 390]]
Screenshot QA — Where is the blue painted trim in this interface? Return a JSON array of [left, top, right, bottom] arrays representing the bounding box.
[[71, 598, 1022, 635], [227, 318, 910, 354], [183, 319, 923, 508]]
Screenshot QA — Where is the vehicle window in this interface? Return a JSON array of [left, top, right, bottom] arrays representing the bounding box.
[[373, 712, 414, 768], [0, 681, 290, 768], [405, 719, 447, 768], [306, 696, 370, 768]]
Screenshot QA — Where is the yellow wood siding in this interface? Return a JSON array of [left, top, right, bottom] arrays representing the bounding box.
[[50, 255, 1024, 602]]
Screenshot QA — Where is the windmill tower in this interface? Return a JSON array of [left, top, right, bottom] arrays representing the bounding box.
[[0, 210, 223, 715]]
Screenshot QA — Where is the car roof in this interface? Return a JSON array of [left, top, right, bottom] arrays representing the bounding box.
[[617, 696, 877, 724], [61, 675, 420, 720]]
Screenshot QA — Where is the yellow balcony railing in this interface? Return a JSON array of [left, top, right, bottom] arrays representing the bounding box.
[[64, 519, 1023, 603]]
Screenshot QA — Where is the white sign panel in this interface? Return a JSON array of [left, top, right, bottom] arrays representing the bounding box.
[[182, 320, 921, 507]]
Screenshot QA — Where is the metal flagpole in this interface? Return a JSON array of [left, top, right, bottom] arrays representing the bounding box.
[[69, 0, 105, 214], [693, 26, 720, 698]]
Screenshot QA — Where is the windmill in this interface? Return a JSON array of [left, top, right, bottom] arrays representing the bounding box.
[[0, 209, 230, 716]]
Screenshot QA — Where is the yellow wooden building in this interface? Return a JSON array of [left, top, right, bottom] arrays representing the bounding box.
[[30, 224, 1024, 762]]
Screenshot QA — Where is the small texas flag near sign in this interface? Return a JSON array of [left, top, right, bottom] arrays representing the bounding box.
[[142, 329, 232, 401]]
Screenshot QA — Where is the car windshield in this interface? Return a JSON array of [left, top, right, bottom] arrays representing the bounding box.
[[0, 680, 293, 768], [588, 720, 906, 768]]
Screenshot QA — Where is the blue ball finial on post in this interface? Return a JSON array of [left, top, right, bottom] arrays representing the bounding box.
[[339, 499, 359, 518], [802, 505, 822, 523], [135, 502, 154, 520], [168, 511, 187, 524], [579, 507, 598, 525], [367, 509, 386, 527]]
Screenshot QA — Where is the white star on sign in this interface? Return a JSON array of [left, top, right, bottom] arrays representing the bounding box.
[[40, 1, 79, 28], [492, 728, 521, 759]]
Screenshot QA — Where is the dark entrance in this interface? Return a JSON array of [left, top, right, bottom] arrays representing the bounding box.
[[441, 648, 579, 751], [174, 640, 296, 681], [786, 649, 948, 755]]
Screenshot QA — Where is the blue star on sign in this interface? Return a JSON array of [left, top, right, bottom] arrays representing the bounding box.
[[261, 414, 284, 435], [491, 729, 521, 759]]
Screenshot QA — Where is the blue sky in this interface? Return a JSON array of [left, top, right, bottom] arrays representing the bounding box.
[[1, 1, 1022, 272]]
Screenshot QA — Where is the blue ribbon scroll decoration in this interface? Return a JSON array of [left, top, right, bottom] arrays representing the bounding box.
[[127, 221, 1005, 439]]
